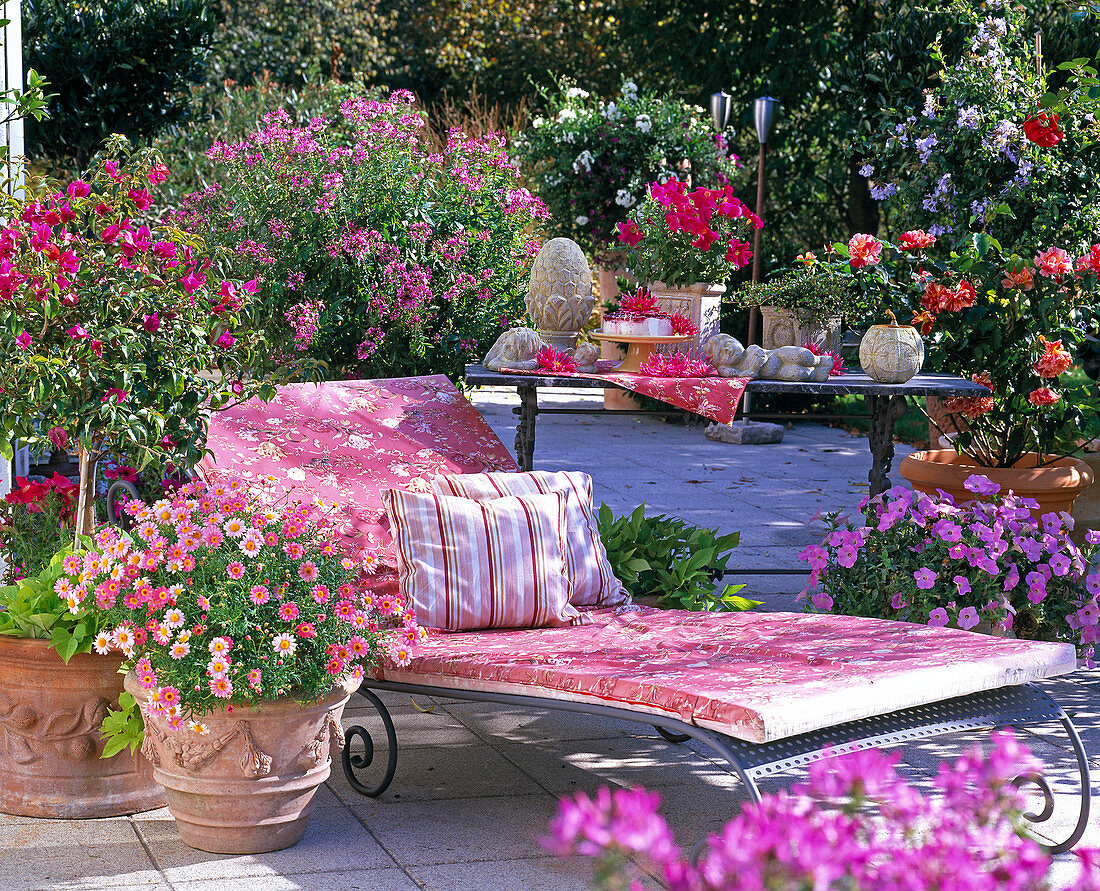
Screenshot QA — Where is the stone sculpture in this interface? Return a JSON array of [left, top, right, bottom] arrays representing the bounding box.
[[704, 334, 832, 382], [482, 328, 600, 373], [525, 238, 595, 349]]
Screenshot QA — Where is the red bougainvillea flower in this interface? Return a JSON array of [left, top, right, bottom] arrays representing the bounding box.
[[1023, 112, 1064, 147], [1076, 244, 1100, 276], [847, 233, 882, 269], [668, 313, 698, 336], [1035, 246, 1073, 278], [911, 309, 935, 335], [1028, 386, 1061, 407], [1034, 335, 1072, 379], [802, 342, 845, 376], [618, 289, 662, 316], [1001, 267, 1035, 291], [535, 345, 579, 374], [898, 229, 936, 251], [616, 220, 644, 247], [725, 238, 753, 268]]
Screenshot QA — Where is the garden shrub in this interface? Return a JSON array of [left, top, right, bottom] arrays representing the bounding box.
[[23, 0, 217, 168], [175, 90, 547, 381]]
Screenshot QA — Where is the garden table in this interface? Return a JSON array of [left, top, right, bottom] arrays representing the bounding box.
[[464, 365, 990, 497]]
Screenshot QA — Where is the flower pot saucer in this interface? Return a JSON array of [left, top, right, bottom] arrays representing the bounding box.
[[591, 331, 692, 373]]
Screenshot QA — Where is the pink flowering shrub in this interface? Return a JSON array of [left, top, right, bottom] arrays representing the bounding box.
[[0, 137, 286, 537], [547, 731, 1100, 890], [799, 474, 1099, 665], [66, 477, 419, 751], [175, 90, 548, 381]]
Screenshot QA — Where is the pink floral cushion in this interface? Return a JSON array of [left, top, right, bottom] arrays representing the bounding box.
[[376, 606, 1077, 743], [383, 487, 587, 631], [433, 471, 629, 608]]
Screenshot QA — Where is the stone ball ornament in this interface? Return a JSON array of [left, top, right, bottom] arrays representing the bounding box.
[[858, 310, 925, 384], [525, 237, 595, 349], [704, 335, 832, 382]]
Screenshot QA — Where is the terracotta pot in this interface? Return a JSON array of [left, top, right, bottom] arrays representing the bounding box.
[[759, 305, 842, 354], [0, 637, 164, 818], [899, 450, 1095, 518], [1070, 451, 1100, 545], [129, 673, 357, 854]]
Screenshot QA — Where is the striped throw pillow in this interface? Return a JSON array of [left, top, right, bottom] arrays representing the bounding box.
[[382, 487, 586, 630], [432, 471, 629, 608]]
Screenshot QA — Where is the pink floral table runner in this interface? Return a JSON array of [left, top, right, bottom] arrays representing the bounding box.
[[503, 360, 749, 425], [377, 606, 1077, 743]]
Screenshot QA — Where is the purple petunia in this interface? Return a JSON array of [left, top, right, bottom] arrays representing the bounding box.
[[927, 607, 950, 627], [957, 606, 981, 630], [963, 474, 1001, 496], [914, 568, 937, 590]]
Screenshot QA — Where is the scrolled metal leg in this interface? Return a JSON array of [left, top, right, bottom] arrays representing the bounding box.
[[867, 395, 907, 497], [654, 725, 691, 744], [341, 688, 398, 797], [1015, 716, 1093, 855], [515, 385, 538, 472]]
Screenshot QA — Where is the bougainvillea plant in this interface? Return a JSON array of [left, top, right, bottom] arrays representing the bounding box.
[[615, 181, 761, 288], [0, 474, 77, 582], [514, 77, 744, 255], [819, 231, 1100, 466], [67, 477, 421, 754], [799, 474, 1099, 666], [176, 90, 548, 381], [546, 732, 1100, 890], [0, 138, 287, 538]]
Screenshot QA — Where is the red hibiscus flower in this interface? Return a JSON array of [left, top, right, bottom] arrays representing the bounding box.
[[1028, 387, 1060, 407], [1023, 113, 1064, 147], [911, 309, 935, 335], [1033, 336, 1072, 379], [1076, 244, 1100, 276], [847, 233, 882, 269], [898, 230, 936, 251]]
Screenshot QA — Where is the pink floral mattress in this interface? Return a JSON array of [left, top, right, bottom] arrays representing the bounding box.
[[377, 607, 1077, 743]]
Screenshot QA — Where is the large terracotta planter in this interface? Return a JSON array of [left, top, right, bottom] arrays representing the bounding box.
[[899, 450, 1094, 518], [0, 637, 164, 817], [129, 673, 357, 854]]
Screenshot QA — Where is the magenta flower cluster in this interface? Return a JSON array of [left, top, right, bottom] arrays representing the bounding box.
[[175, 91, 548, 380], [546, 731, 1100, 890], [799, 474, 1099, 665]]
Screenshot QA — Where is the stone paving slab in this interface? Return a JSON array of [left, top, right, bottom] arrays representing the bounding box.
[[6, 395, 1098, 889]]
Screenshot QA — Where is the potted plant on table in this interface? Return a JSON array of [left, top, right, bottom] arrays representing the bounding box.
[[0, 139, 285, 817], [820, 230, 1099, 517], [613, 179, 761, 353], [74, 478, 412, 854]]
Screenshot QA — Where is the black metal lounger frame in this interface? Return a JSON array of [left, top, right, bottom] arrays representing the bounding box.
[[343, 679, 1091, 855]]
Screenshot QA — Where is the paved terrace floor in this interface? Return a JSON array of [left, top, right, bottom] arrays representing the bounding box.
[[2, 387, 1096, 890]]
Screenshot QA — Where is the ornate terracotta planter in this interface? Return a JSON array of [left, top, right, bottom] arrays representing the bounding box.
[[759, 305, 842, 354], [0, 637, 164, 818], [899, 450, 1095, 519], [129, 673, 358, 854]]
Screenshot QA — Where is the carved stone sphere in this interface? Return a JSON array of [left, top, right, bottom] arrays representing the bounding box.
[[525, 238, 594, 349]]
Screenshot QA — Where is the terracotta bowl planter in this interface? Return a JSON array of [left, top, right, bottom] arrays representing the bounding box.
[[128, 673, 358, 854], [0, 637, 164, 818], [899, 450, 1095, 518]]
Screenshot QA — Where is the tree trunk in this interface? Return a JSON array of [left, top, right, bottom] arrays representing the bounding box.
[[73, 446, 97, 544]]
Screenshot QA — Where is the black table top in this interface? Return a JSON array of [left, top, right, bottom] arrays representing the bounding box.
[[464, 365, 990, 398]]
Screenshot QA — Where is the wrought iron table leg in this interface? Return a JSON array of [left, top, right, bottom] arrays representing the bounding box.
[[866, 394, 907, 497], [1017, 715, 1093, 855], [515, 385, 538, 472], [342, 688, 398, 797]]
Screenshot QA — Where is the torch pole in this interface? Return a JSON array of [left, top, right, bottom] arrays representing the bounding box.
[[749, 141, 767, 346]]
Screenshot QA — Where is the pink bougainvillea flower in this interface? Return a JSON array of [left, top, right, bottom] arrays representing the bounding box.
[[15, 330, 31, 350], [151, 240, 177, 260], [143, 313, 161, 333], [147, 163, 169, 185], [88, 339, 104, 358], [1028, 387, 1060, 407], [66, 325, 89, 340], [215, 331, 236, 349], [66, 180, 92, 198], [898, 229, 936, 251], [535, 344, 579, 374], [1034, 335, 1072, 378], [1035, 246, 1073, 278], [847, 233, 882, 269], [47, 426, 67, 451], [102, 388, 128, 403], [180, 268, 205, 293], [616, 220, 644, 247], [104, 159, 120, 179]]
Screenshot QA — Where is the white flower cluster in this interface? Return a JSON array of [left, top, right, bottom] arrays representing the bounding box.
[[614, 189, 636, 208], [603, 101, 620, 121], [621, 80, 639, 101], [575, 215, 589, 226], [557, 108, 578, 123], [635, 114, 652, 134], [572, 150, 595, 173], [565, 87, 590, 99]]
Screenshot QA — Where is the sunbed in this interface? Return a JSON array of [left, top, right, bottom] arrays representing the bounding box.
[[199, 375, 1091, 853]]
